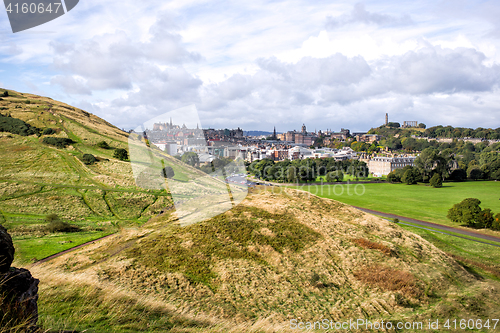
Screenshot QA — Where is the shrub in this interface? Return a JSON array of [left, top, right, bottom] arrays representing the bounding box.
[[0, 114, 40, 136], [45, 213, 60, 222], [2, 91, 8, 97], [82, 154, 97, 165], [492, 213, 500, 231], [161, 166, 175, 179], [42, 128, 55, 135], [478, 208, 494, 229], [430, 173, 442, 188], [113, 148, 128, 161], [42, 137, 74, 148], [97, 141, 110, 149], [387, 171, 401, 183], [45, 221, 81, 233]]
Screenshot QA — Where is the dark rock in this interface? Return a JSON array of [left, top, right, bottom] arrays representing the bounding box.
[[0, 224, 15, 273], [0, 267, 39, 329]]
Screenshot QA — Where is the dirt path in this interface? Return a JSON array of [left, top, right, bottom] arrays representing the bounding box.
[[353, 206, 500, 246]]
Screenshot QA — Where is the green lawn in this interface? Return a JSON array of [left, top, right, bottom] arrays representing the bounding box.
[[293, 181, 500, 225], [13, 230, 112, 264]]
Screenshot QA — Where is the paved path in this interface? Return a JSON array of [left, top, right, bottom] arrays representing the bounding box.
[[353, 206, 500, 247]]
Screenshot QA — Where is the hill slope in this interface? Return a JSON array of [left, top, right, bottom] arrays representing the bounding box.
[[0, 88, 227, 263], [32, 188, 500, 332]]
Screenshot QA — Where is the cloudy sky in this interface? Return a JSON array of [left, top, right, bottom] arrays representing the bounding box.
[[1, 0, 500, 132]]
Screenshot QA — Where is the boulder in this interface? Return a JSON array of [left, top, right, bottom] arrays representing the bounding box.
[[0, 224, 15, 273], [1, 267, 39, 328]]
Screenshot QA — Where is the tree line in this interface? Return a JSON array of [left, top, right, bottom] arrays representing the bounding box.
[[248, 158, 368, 183]]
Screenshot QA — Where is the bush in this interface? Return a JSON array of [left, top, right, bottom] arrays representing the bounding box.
[[82, 154, 97, 165], [45, 220, 81, 233], [97, 141, 110, 149], [430, 173, 442, 188], [161, 166, 175, 179], [113, 148, 128, 161], [492, 213, 500, 231], [387, 171, 401, 183], [0, 114, 40, 136], [42, 128, 55, 135], [2, 91, 8, 97], [42, 137, 74, 148]]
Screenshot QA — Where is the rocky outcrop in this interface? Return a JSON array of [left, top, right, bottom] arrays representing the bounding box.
[[0, 224, 15, 273], [0, 224, 39, 330]]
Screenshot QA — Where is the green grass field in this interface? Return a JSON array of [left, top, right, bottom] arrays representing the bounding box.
[[293, 181, 500, 226]]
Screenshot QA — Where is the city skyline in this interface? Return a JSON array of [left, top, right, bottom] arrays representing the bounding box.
[[1, 1, 500, 132]]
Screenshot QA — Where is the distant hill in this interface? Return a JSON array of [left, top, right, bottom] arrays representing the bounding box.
[[243, 130, 279, 137]]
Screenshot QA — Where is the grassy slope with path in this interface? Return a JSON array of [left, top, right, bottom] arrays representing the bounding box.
[[0, 89, 209, 264]]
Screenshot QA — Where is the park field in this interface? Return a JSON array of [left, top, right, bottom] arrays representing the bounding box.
[[293, 181, 500, 227]]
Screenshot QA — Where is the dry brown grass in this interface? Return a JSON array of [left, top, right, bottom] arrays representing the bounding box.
[[352, 238, 394, 256], [353, 265, 423, 298]]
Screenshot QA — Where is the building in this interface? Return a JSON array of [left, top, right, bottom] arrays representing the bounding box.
[[368, 156, 416, 177], [402, 121, 418, 128], [356, 134, 380, 143]]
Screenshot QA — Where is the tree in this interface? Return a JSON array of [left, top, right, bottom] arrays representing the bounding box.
[[415, 148, 439, 182], [401, 168, 419, 185], [181, 152, 199, 167], [447, 198, 483, 228], [325, 170, 344, 182], [467, 166, 484, 180], [97, 141, 110, 149], [161, 166, 175, 179], [429, 173, 442, 188], [2, 91, 8, 97], [387, 122, 400, 128], [81, 154, 96, 165], [387, 171, 401, 183], [113, 148, 128, 161], [449, 168, 467, 182], [418, 123, 426, 129]]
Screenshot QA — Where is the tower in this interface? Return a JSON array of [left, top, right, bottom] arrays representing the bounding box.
[[385, 113, 388, 126], [273, 126, 277, 140], [301, 124, 306, 134]]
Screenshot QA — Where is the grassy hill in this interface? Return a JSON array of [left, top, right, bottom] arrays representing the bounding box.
[[32, 188, 500, 332], [0, 88, 224, 263]]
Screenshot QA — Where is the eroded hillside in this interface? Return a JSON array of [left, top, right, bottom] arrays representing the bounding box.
[[32, 188, 500, 332]]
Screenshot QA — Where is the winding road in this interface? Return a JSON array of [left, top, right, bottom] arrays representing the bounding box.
[[353, 206, 500, 247]]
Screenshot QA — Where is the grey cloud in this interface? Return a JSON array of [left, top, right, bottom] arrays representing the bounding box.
[[195, 45, 500, 131], [50, 13, 200, 93], [50, 75, 92, 95], [326, 3, 414, 30]]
